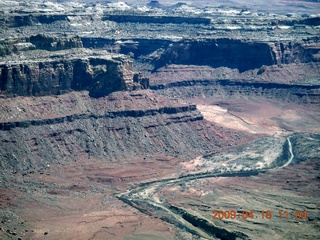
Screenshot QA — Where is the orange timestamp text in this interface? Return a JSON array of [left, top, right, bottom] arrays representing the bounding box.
[[212, 210, 307, 220]]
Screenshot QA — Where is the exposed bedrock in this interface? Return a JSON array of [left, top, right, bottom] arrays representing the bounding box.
[[0, 105, 201, 131], [152, 39, 275, 72], [0, 91, 249, 172], [8, 15, 71, 27], [151, 80, 320, 104], [82, 38, 320, 72], [7, 14, 211, 28], [81, 38, 173, 58], [0, 34, 83, 57], [29, 34, 83, 51], [272, 40, 320, 64], [0, 50, 149, 98], [101, 14, 211, 25], [151, 39, 320, 72], [4, 13, 93, 27]]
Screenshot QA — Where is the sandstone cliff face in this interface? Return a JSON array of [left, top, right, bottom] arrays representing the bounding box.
[[152, 39, 275, 72], [149, 39, 320, 72], [272, 41, 320, 64], [82, 38, 275, 72], [0, 50, 148, 98], [82, 38, 320, 73]]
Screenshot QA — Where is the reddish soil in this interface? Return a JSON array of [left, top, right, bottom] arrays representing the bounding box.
[[0, 155, 182, 240]]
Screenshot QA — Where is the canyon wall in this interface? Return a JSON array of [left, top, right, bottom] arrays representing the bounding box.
[[0, 6, 319, 175], [5, 14, 211, 28], [82, 38, 320, 72], [102, 15, 211, 24], [151, 39, 320, 72], [1, 14, 80, 29], [151, 39, 275, 72], [29, 34, 83, 51], [151, 79, 320, 104], [0, 51, 148, 98], [0, 91, 246, 172], [272, 40, 320, 64], [81, 38, 173, 58]]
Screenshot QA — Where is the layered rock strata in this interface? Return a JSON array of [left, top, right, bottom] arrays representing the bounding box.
[[101, 14, 211, 25], [0, 90, 249, 172], [0, 49, 148, 98], [81, 37, 320, 74], [149, 39, 320, 71], [29, 34, 83, 51], [151, 79, 320, 104]]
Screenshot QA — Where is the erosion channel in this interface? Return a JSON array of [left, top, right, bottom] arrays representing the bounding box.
[[116, 136, 302, 240]]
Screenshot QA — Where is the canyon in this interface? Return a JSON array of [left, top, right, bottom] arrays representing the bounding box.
[[0, 0, 319, 239]]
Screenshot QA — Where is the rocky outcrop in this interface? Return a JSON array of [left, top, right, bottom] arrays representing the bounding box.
[[149, 39, 320, 72], [1, 13, 94, 31], [11, 15, 69, 27], [81, 38, 173, 58], [0, 34, 84, 57], [272, 41, 320, 64], [82, 37, 320, 73], [0, 49, 149, 98], [83, 38, 275, 72], [29, 34, 83, 51], [0, 40, 18, 57], [150, 39, 274, 72], [0, 38, 37, 57]]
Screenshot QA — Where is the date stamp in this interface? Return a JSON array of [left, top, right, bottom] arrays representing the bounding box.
[[212, 210, 307, 220]]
